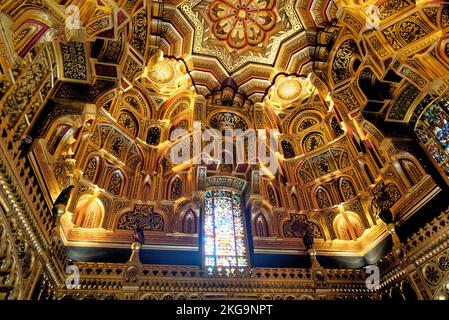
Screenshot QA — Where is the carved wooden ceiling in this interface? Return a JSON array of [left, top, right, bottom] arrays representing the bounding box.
[[166, 0, 338, 98], [1, 0, 449, 269]]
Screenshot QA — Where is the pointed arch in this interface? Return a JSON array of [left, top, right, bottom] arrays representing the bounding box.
[[123, 87, 151, 117], [13, 20, 50, 58], [291, 193, 300, 211], [339, 177, 357, 201], [75, 196, 105, 229], [333, 212, 364, 241], [126, 143, 144, 170], [83, 155, 101, 183], [182, 209, 198, 234], [159, 93, 192, 120], [142, 182, 151, 201], [254, 213, 269, 237], [117, 110, 139, 136], [284, 105, 326, 133], [169, 175, 183, 200], [266, 184, 278, 207], [315, 186, 332, 209], [398, 158, 424, 186], [107, 169, 125, 196]]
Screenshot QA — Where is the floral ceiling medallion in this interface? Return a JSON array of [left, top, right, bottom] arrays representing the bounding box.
[[265, 75, 313, 108], [208, 0, 276, 49], [138, 51, 193, 95], [179, 0, 303, 73]]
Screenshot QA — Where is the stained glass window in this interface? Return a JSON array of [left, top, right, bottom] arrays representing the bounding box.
[[204, 190, 248, 273], [415, 99, 449, 175]]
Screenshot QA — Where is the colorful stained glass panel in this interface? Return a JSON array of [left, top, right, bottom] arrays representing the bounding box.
[[416, 99, 449, 175], [204, 190, 248, 271]]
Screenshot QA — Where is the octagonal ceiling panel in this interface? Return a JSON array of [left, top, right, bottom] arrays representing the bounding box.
[[179, 0, 304, 74]]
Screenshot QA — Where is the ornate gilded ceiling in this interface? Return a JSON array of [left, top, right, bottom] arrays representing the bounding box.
[[1, 0, 449, 272], [180, 0, 303, 73], [159, 0, 338, 97], [208, 0, 277, 49]]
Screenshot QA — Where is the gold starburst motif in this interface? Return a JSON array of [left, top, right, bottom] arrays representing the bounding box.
[[180, 0, 303, 73], [208, 0, 276, 49]]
